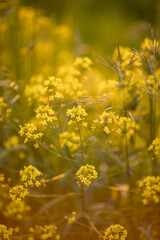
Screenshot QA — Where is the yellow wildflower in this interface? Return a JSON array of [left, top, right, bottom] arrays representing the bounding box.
[[65, 211, 76, 224], [29, 225, 60, 240], [20, 165, 44, 188], [138, 176, 160, 205], [0, 224, 15, 240], [19, 123, 44, 143], [44, 76, 64, 101], [9, 185, 29, 203], [74, 56, 92, 73], [24, 75, 47, 105], [148, 138, 160, 155], [35, 105, 57, 126], [66, 105, 88, 127], [101, 224, 127, 240], [0, 97, 11, 121], [54, 24, 72, 42], [76, 164, 98, 187], [4, 200, 31, 220], [141, 37, 160, 54], [59, 131, 79, 152], [3, 136, 19, 149], [92, 111, 136, 138]]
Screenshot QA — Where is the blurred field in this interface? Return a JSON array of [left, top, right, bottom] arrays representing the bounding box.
[[0, 1, 160, 240]]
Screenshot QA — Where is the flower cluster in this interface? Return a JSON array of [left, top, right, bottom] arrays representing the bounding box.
[[112, 45, 140, 70], [76, 164, 98, 187], [148, 138, 160, 155], [54, 24, 72, 42], [20, 165, 44, 188], [92, 111, 112, 131], [141, 37, 160, 56], [0, 97, 11, 122], [0, 224, 17, 240], [4, 200, 30, 220], [66, 105, 88, 127], [3, 136, 19, 149], [44, 76, 64, 100], [92, 111, 136, 138], [116, 116, 136, 136], [29, 225, 60, 240], [101, 224, 127, 240], [64, 211, 76, 224], [24, 75, 47, 105], [74, 56, 92, 74], [59, 131, 79, 152], [19, 123, 44, 145], [138, 176, 160, 205], [10, 165, 44, 203], [9, 185, 29, 203], [35, 105, 57, 126], [147, 74, 159, 90], [57, 59, 89, 98]]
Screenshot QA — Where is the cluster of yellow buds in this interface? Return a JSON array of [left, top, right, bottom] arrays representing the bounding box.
[[4, 200, 31, 220], [92, 111, 136, 137], [19, 123, 44, 144], [54, 24, 72, 42], [73, 57, 92, 75], [0, 97, 11, 122], [138, 176, 160, 205], [59, 131, 79, 153], [147, 75, 159, 90], [91, 111, 112, 131], [0, 224, 18, 240], [76, 164, 98, 187], [66, 105, 88, 127], [20, 165, 44, 188], [64, 211, 76, 224], [148, 138, 160, 155], [112, 45, 139, 69], [3, 136, 19, 149], [0, 174, 6, 189], [116, 116, 136, 136], [29, 225, 60, 240], [44, 76, 64, 100], [10, 165, 44, 203], [101, 224, 127, 240], [35, 105, 57, 126], [9, 185, 29, 203], [24, 75, 47, 105], [141, 37, 160, 56]]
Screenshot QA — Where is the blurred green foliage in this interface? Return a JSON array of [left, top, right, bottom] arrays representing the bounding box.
[[21, 0, 157, 54]]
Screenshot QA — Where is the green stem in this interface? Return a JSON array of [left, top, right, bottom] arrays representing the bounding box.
[[53, 97, 62, 130], [78, 124, 84, 164], [121, 77, 131, 183], [124, 133, 130, 183], [77, 124, 86, 211]]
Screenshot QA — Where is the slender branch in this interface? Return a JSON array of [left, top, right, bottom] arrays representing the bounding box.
[[78, 124, 84, 164]]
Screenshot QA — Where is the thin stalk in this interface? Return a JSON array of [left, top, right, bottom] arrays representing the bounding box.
[[121, 71, 135, 240], [120, 74, 131, 183], [150, 56, 157, 175], [150, 96, 157, 175], [78, 124, 86, 212], [53, 97, 62, 130], [124, 133, 130, 183], [78, 124, 84, 164], [153, 70, 157, 175]]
